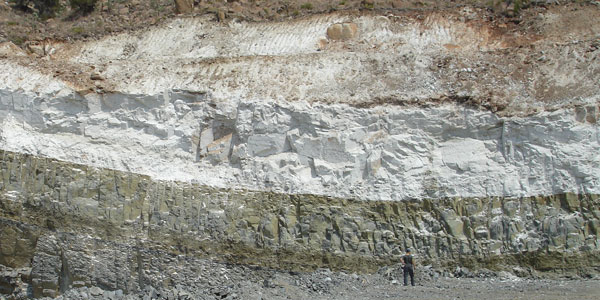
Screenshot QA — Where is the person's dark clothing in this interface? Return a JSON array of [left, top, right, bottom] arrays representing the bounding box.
[[403, 265, 414, 286], [402, 254, 415, 286]]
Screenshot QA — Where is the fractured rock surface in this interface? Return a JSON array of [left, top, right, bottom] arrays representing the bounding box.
[[0, 5, 599, 299], [0, 150, 599, 297], [0, 89, 597, 201]]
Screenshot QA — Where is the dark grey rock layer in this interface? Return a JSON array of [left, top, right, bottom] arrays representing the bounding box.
[[0, 149, 598, 298]]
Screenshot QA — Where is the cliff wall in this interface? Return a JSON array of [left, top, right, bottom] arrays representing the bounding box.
[[0, 5, 599, 298], [1, 10, 599, 201], [1, 149, 598, 297]]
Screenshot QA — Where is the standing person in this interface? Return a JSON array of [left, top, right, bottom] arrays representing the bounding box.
[[401, 248, 415, 286]]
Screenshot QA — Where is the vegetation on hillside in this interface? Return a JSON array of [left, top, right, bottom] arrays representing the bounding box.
[[9, 0, 61, 19], [69, 0, 98, 14], [8, 0, 99, 19]]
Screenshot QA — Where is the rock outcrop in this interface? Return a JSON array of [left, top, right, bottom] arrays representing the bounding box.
[[0, 5, 599, 298], [0, 89, 597, 201], [0, 149, 598, 297]]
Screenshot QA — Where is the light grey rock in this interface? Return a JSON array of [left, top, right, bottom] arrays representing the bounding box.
[[498, 271, 517, 280], [1, 89, 597, 203], [89, 286, 103, 296], [0, 11, 599, 299]]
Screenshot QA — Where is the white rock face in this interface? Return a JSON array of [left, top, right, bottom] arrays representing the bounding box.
[[0, 12, 599, 201], [56, 13, 599, 116], [0, 88, 597, 201]]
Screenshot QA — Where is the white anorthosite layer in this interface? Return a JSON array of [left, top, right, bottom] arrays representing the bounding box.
[[0, 87, 598, 201], [0, 12, 598, 201]]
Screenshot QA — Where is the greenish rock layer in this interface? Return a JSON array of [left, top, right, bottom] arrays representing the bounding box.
[[0, 149, 599, 296]]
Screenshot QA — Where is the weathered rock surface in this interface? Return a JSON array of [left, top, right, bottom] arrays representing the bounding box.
[[0, 42, 26, 57], [0, 89, 597, 202], [1, 10, 598, 202], [0, 149, 598, 297], [0, 5, 599, 299]]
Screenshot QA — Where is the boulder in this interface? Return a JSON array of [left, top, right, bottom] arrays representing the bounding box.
[[0, 42, 27, 57], [217, 10, 226, 22], [327, 22, 358, 41], [317, 37, 329, 50], [90, 72, 104, 81], [89, 286, 103, 296], [174, 0, 194, 14], [0, 2, 10, 11]]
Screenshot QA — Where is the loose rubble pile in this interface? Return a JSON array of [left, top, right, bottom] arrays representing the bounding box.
[[3, 260, 598, 300]]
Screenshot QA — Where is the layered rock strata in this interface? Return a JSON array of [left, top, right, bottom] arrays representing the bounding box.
[[0, 149, 599, 297], [0, 6, 599, 298], [1, 10, 599, 202]]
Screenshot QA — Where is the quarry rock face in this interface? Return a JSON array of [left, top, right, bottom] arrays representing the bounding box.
[[0, 150, 598, 297], [0, 89, 597, 202], [0, 6, 599, 298]]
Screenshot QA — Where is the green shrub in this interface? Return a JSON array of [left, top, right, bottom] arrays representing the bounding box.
[[512, 0, 532, 14], [9, 35, 26, 47], [71, 26, 84, 34], [488, 0, 532, 16], [300, 3, 313, 10], [10, 0, 61, 18], [361, 0, 374, 9], [69, 0, 97, 13]]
